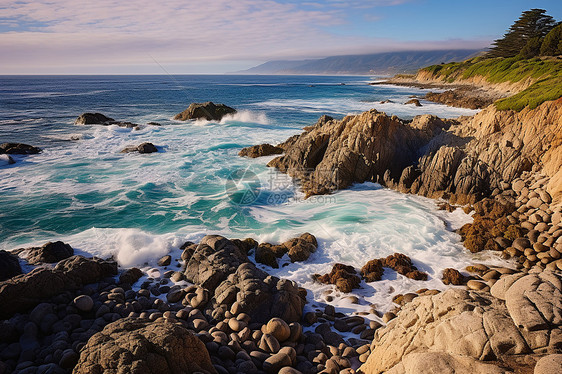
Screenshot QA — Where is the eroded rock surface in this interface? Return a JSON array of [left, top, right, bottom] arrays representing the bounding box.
[[359, 273, 562, 373], [73, 318, 216, 374]]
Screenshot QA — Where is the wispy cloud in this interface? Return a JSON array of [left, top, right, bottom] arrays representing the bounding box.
[[0, 0, 487, 73]]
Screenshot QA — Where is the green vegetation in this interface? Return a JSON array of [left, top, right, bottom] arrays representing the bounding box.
[[420, 57, 562, 111], [418, 9, 562, 111], [488, 9, 557, 58]]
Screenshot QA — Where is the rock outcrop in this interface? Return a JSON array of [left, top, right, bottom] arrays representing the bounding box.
[[22, 241, 74, 264], [0, 250, 22, 281], [0, 256, 117, 319], [74, 113, 139, 128], [120, 142, 158, 154], [404, 98, 422, 106], [359, 272, 562, 373], [239, 143, 284, 158], [254, 233, 318, 268], [265, 99, 562, 204], [0, 142, 41, 155], [174, 102, 236, 121], [184, 235, 306, 323], [74, 318, 216, 374], [425, 89, 492, 109]]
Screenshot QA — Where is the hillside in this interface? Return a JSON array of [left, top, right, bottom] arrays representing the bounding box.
[[412, 56, 562, 111], [236, 49, 481, 75]]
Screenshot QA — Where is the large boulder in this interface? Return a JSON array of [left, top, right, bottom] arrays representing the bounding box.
[[24, 241, 74, 264], [360, 273, 562, 373], [239, 144, 284, 158], [174, 102, 236, 121], [73, 318, 216, 374], [0, 256, 117, 319], [184, 235, 306, 323], [0, 250, 22, 281], [0, 143, 41, 155]]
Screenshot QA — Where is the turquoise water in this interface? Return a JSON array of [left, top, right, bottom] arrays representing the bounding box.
[[1, 75, 498, 313]]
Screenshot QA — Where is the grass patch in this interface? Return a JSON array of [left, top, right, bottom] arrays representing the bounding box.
[[420, 57, 562, 111]]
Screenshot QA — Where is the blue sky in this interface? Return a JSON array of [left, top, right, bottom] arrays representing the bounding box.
[[1, 0, 561, 74]]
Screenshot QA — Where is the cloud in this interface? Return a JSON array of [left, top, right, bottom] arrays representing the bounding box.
[[0, 0, 487, 73]]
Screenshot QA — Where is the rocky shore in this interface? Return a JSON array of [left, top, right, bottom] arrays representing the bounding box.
[[2, 98, 562, 373]]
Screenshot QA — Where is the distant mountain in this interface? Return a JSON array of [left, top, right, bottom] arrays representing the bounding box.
[[236, 49, 482, 75]]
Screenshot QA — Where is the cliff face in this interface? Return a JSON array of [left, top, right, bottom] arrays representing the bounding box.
[[267, 99, 562, 204]]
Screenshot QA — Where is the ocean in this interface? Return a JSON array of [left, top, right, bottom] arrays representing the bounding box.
[[0, 74, 504, 315]]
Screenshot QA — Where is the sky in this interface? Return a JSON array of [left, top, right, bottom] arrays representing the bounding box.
[[1, 0, 561, 74]]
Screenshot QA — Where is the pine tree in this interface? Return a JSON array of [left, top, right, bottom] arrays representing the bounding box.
[[540, 23, 562, 56], [487, 9, 556, 58]]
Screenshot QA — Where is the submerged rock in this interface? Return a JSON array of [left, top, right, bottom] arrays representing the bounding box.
[[0, 250, 22, 281], [74, 318, 217, 374], [174, 102, 236, 121], [0, 143, 41, 155], [239, 143, 284, 158]]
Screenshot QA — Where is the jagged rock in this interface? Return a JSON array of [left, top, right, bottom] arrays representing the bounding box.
[[314, 264, 361, 293], [0, 256, 117, 319], [383, 253, 428, 280], [173, 102, 236, 121], [254, 233, 318, 267], [121, 142, 158, 154], [361, 259, 384, 282], [185, 235, 306, 323], [0, 250, 22, 281], [404, 98, 422, 106], [239, 144, 284, 158], [24, 241, 74, 264], [360, 273, 562, 373], [0, 143, 41, 155], [74, 112, 138, 128], [73, 318, 216, 374]]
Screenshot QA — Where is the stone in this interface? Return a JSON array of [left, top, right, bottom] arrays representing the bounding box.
[[174, 102, 236, 121], [266, 318, 291, 342], [263, 352, 292, 373], [74, 295, 94, 312], [405, 98, 422, 106], [441, 268, 465, 285], [0, 250, 22, 281], [0, 256, 117, 319], [73, 318, 217, 373], [534, 354, 562, 374], [121, 142, 158, 154], [314, 264, 361, 293], [466, 280, 488, 290], [157, 255, 172, 266], [24, 241, 74, 264], [0, 142, 41, 155], [74, 113, 115, 125], [239, 144, 284, 158], [119, 267, 143, 285], [361, 259, 384, 282]]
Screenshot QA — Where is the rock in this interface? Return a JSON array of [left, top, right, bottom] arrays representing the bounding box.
[[0, 256, 117, 319], [121, 142, 158, 154], [283, 233, 317, 262], [389, 351, 507, 374], [361, 259, 384, 282], [360, 273, 562, 373], [314, 263, 361, 293], [185, 235, 305, 323], [24, 241, 74, 264], [239, 144, 284, 158], [74, 295, 94, 312], [404, 98, 422, 106], [265, 318, 291, 342], [74, 113, 115, 125], [174, 102, 236, 121], [383, 253, 428, 280], [466, 279, 488, 290], [119, 267, 143, 285], [263, 352, 292, 373], [0, 250, 22, 281], [0, 143, 41, 155], [441, 268, 465, 285], [0, 154, 15, 165], [157, 255, 172, 266], [534, 354, 562, 374], [73, 318, 217, 374]]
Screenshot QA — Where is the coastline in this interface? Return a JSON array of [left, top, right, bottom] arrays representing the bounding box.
[[1, 85, 561, 373]]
